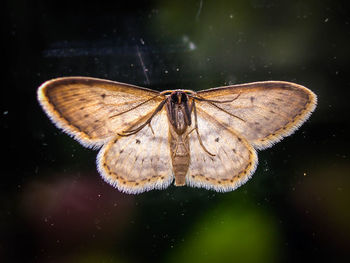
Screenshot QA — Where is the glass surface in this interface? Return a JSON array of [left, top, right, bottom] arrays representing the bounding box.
[[3, 0, 349, 262]]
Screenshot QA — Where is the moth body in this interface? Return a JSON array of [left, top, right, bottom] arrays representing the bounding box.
[[166, 91, 192, 186]]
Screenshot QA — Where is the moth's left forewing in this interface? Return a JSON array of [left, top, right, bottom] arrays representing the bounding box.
[[197, 81, 317, 149]]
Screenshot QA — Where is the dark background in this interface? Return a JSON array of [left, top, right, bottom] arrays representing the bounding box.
[[2, 0, 350, 262]]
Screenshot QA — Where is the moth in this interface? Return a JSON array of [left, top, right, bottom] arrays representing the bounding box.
[[38, 77, 317, 194]]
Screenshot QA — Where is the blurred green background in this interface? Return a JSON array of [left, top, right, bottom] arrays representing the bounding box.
[[2, 0, 349, 262]]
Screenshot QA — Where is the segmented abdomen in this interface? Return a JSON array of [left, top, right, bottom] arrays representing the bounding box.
[[169, 126, 190, 186]]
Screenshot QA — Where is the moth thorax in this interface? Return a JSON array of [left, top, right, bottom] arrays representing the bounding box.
[[166, 91, 192, 135], [174, 105, 188, 133]]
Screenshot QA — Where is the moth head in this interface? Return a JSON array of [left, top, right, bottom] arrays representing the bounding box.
[[171, 91, 188, 105]]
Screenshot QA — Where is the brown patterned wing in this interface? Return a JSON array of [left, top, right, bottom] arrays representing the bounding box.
[[37, 77, 163, 148], [97, 109, 173, 194], [187, 108, 258, 192], [196, 81, 317, 149]]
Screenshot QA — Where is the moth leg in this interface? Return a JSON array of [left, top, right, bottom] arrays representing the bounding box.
[[148, 123, 155, 135], [172, 136, 190, 157], [118, 99, 167, 136], [192, 100, 216, 156], [184, 128, 196, 139]]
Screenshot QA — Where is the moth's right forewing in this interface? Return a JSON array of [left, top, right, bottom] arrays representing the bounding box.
[[37, 77, 162, 148]]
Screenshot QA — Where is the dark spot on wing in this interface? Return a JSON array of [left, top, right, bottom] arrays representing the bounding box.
[[215, 137, 220, 142], [136, 139, 141, 144], [101, 94, 106, 99], [250, 96, 255, 103]]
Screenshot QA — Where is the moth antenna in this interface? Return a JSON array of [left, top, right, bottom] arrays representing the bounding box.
[[189, 93, 241, 104], [188, 93, 245, 122]]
